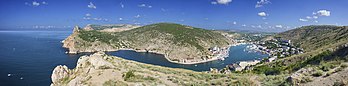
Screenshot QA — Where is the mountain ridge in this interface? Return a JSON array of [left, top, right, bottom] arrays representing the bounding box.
[[62, 23, 234, 64]]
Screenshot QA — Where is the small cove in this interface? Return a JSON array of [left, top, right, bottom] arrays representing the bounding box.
[[0, 30, 268, 86], [107, 44, 268, 71]]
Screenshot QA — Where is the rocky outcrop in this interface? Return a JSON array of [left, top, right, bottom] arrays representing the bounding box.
[[51, 52, 116, 86], [62, 26, 117, 54], [51, 52, 259, 86], [51, 65, 70, 84], [62, 26, 79, 54]]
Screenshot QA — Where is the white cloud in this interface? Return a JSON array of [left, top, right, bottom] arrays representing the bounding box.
[[268, 26, 273, 28], [120, 2, 124, 8], [306, 16, 312, 19], [258, 12, 268, 17], [242, 24, 246, 27], [87, 18, 108, 21], [32, 1, 40, 6], [211, 0, 232, 5], [85, 13, 91, 17], [83, 17, 91, 20], [255, 0, 271, 8], [251, 25, 256, 28], [138, 4, 146, 7], [233, 21, 237, 25], [275, 25, 283, 28], [83, 14, 108, 22], [119, 18, 123, 21], [42, 1, 48, 5], [299, 10, 330, 23], [88, 2, 96, 9], [299, 18, 308, 22], [316, 10, 330, 16], [313, 16, 318, 19], [134, 14, 141, 18], [25, 1, 48, 7], [138, 4, 152, 8], [93, 18, 102, 21]]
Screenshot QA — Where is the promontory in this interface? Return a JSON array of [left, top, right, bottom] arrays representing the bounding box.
[[62, 23, 235, 64]]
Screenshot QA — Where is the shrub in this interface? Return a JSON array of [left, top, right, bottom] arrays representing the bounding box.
[[325, 70, 334, 77], [99, 65, 111, 69], [253, 65, 281, 75], [123, 70, 135, 81], [103, 80, 128, 86], [335, 67, 344, 72], [340, 64, 348, 68], [300, 77, 312, 83], [142, 76, 156, 81], [333, 81, 346, 86], [312, 70, 323, 77]]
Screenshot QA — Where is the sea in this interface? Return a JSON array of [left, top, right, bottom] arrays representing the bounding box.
[[0, 29, 268, 86]]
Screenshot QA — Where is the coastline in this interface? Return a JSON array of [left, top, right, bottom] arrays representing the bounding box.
[[119, 43, 245, 65], [117, 48, 221, 65], [63, 43, 244, 65]]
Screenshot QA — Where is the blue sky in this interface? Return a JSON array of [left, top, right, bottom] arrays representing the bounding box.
[[0, 0, 347, 32]]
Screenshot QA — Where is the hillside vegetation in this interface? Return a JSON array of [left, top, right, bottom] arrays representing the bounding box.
[[57, 25, 348, 86], [276, 25, 348, 51], [253, 25, 348, 85], [65, 23, 231, 64], [51, 52, 290, 86]]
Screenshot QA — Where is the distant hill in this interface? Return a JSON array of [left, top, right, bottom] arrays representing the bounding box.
[[63, 23, 232, 64], [276, 25, 348, 51]]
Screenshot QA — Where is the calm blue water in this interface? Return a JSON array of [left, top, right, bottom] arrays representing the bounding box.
[[0, 30, 267, 86], [108, 44, 268, 71]]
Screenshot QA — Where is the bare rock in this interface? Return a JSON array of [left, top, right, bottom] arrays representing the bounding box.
[[51, 65, 70, 83]]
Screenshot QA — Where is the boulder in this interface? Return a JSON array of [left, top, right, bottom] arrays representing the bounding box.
[[51, 65, 70, 83]]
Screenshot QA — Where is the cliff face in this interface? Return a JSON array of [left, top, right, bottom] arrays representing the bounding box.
[[51, 52, 260, 86], [62, 26, 116, 54], [62, 23, 234, 64]]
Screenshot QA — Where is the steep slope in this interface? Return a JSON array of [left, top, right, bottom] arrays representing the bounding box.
[[63, 23, 232, 64], [276, 25, 348, 51], [51, 52, 267, 86], [252, 25, 348, 85]]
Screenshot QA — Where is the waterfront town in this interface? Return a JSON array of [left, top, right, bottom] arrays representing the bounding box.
[[225, 37, 304, 72]]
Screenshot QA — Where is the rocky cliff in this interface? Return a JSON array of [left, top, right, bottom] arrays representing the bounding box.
[[62, 26, 117, 54]]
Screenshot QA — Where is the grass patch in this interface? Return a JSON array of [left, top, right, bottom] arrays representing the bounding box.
[[103, 80, 128, 86]]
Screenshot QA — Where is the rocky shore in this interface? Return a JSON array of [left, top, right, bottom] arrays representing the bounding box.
[[51, 52, 260, 86]]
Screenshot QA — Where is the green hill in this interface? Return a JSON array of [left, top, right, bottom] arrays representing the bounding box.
[[253, 25, 348, 85], [276, 25, 348, 51], [64, 23, 231, 64]]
